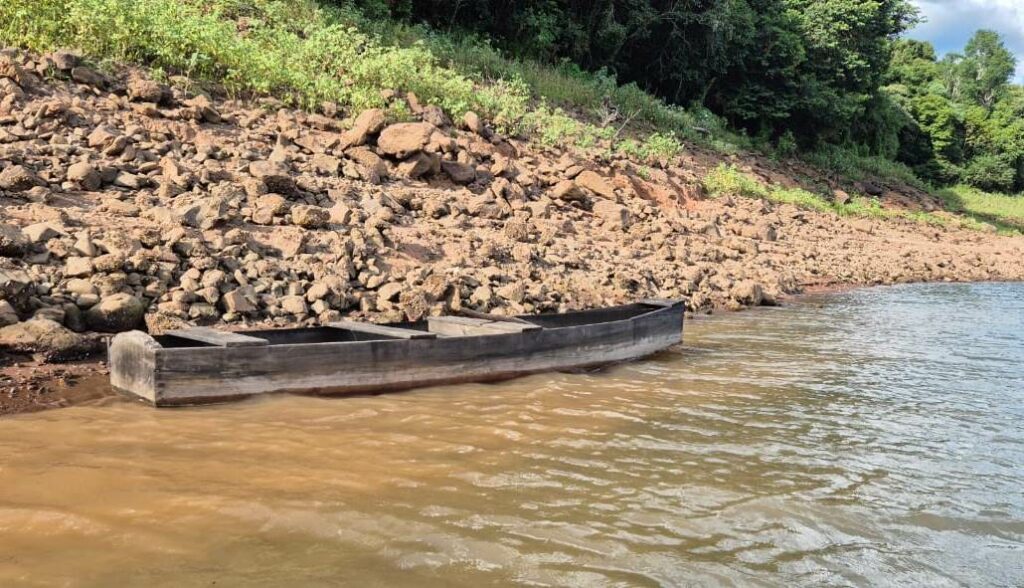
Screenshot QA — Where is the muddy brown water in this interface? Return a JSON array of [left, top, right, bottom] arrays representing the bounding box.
[[1, 283, 1023, 586]]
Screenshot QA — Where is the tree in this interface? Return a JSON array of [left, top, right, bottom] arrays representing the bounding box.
[[955, 30, 1016, 110]]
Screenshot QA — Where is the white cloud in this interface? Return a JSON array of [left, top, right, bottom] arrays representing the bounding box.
[[909, 0, 1024, 82]]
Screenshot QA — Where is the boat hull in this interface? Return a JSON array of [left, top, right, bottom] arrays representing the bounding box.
[[110, 301, 684, 406]]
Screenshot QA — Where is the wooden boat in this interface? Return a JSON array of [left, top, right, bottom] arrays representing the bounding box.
[[109, 299, 685, 406]]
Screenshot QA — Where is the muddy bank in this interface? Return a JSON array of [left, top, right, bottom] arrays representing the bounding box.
[[2, 47, 1024, 415]]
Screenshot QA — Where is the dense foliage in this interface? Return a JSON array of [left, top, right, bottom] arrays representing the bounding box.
[[886, 32, 1024, 193], [351, 0, 918, 146]]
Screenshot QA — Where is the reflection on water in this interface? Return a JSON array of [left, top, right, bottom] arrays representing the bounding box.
[[1, 283, 1023, 586]]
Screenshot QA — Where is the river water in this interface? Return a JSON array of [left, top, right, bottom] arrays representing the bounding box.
[[1, 283, 1023, 587]]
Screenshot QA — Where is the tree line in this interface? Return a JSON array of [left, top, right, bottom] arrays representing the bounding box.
[[352, 0, 1022, 194]]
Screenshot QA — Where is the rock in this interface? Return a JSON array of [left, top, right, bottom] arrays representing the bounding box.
[[441, 160, 476, 184], [221, 287, 257, 313], [64, 278, 97, 295], [280, 295, 308, 316], [396, 152, 435, 179], [377, 122, 436, 158], [345, 147, 388, 184], [85, 293, 147, 332], [833, 189, 851, 205], [550, 179, 587, 202], [268, 230, 306, 259], [160, 157, 195, 190], [22, 222, 62, 243], [113, 171, 147, 189], [377, 281, 404, 303], [860, 182, 884, 197], [71, 65, 106, 87], [0, 165, 41, 192], [183, 95, 221, 123], [291, 204, 330, 228], [0, 55, 28, 85], [73, 233, 97, 257], [342, 108, 386, 147], [593, 200, 631, 230], [177, 198, 228, 230], [86, 125, 120, 149], [0, 224, 28, 257], [0, 300, 18, 327], [67, 161, 102, 191], [421, 105, 451, 128], [311, 153, 341, 175], [575, 170, 616, 199], [252, 193, 290, 225], [45, 50, 79, 72], [463, 111, 484, 134], [144, 312, 189, 335], [249, 160, 296, 195], [0, 268, 31, 310], [126, 75, 167, 103], [0, 318, 91, 361], [731, 280, 764, 306], [65, 256, 94, 278]]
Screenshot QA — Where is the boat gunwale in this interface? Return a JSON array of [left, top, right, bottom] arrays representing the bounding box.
[[149, 301, 683, 354]]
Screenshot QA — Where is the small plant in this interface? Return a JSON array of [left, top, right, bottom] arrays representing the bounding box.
[[702, 164, 768, 199]]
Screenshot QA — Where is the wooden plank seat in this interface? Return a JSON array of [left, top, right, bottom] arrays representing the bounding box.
[[327, 320, 437, 340], [165, 327, 268, 348], [427, 315, 542, 337]]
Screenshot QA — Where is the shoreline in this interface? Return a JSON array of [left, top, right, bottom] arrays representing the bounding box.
[[4, 278, 1020, 418], [2, 48, 1024, 416]]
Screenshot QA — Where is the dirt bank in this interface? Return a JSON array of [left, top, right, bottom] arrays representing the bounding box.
[[2, 47, 1023, 415]]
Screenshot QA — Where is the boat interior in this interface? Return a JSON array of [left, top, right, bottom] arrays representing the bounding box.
[[151, 303, 665, 349]]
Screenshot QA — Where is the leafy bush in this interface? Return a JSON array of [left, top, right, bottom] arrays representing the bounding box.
[[961, 154, 1017, 193]]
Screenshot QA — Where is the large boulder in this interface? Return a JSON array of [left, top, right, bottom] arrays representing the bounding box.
[[0, 318, 92, 361], [377, 122, 436, 158], [85, 293, 147, 332]]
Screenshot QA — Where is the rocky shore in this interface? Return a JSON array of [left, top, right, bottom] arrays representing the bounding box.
[[2, 47, 1023, 414]]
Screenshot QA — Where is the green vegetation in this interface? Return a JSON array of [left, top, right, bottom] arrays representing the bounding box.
[[937, 186, 1024, 233], [886, 32, 1024, 193], [701, 164, 1014, 232]]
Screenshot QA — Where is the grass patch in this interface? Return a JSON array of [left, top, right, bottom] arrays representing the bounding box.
[[935, 186, 1024, 234], [701, 164, 1000, 231]]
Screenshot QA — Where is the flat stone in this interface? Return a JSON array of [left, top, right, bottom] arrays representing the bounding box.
[[65, 256, 94, 277]]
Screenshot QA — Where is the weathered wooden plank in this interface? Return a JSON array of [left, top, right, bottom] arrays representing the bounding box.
[[458, 308, 534, 325], [165, 327, 268, 347], [108, 331, 162, 402], [638, 298, 682, 308], [427, 315, 541, 337], [327, 320, 437, 340]]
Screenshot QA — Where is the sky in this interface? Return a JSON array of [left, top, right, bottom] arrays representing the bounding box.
[[907, 0, 1024, 83]]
